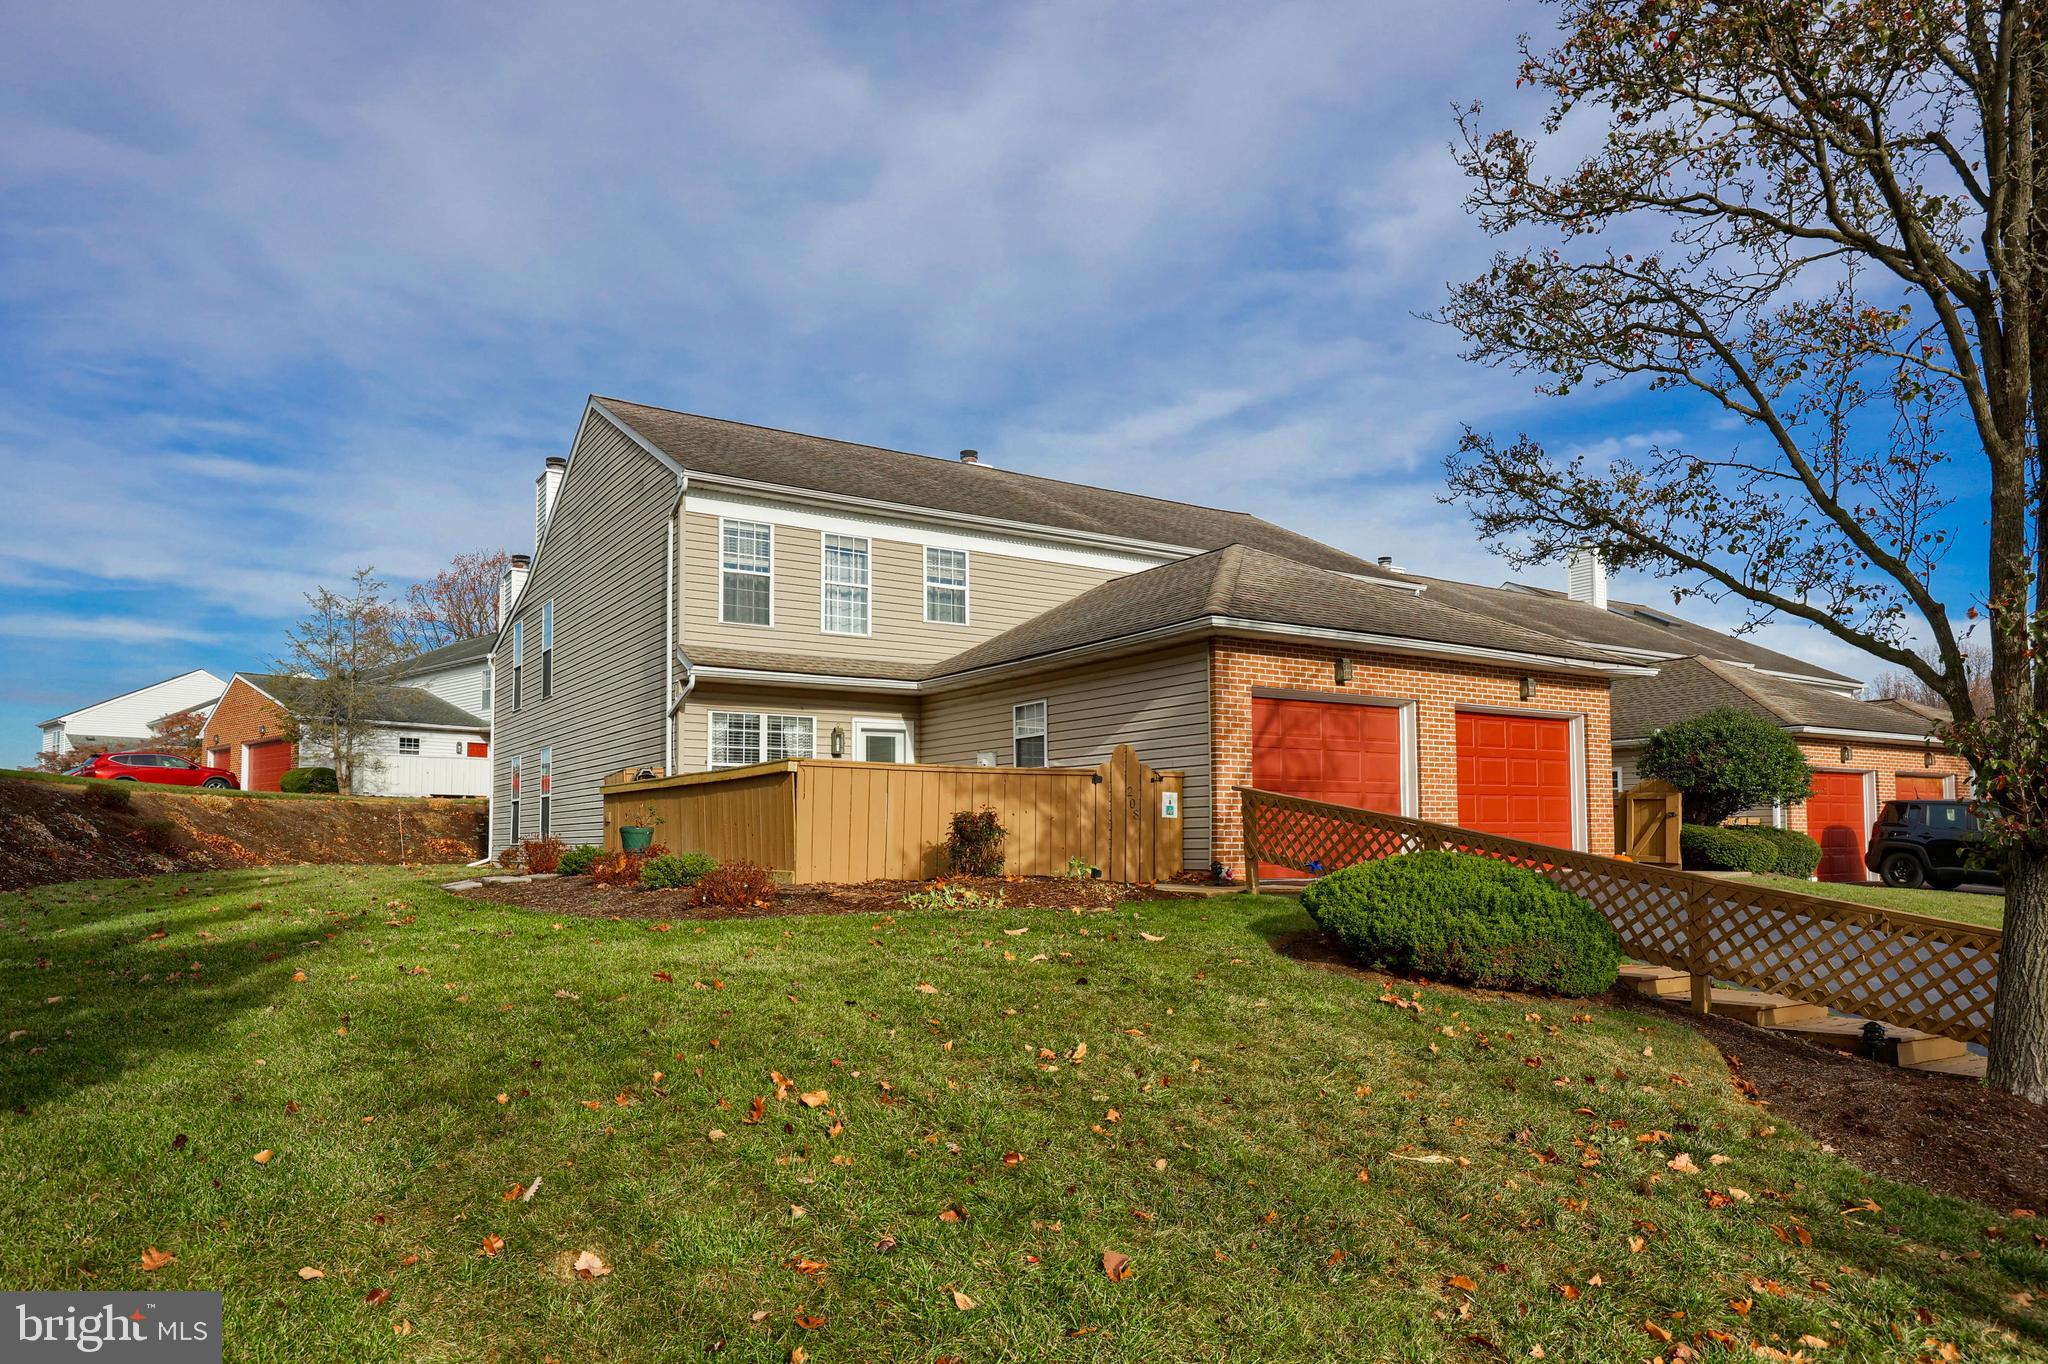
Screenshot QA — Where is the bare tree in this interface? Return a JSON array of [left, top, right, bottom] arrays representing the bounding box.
[[404, 549, 509, 649], [1868, 639, 1997, 712], [273, 568, 416, 794], [1439, 2, 2048, 1097]]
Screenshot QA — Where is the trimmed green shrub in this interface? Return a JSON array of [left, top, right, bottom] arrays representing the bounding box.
[[640, 851, 718, 891], [1743, 825, 1824, 879], [557, 844, 603, 876], [1679, 823, 1778, 872], [1640, 708, 1812, 825], [1299, 850, 1620, 997], [280, 766, 339, 794]]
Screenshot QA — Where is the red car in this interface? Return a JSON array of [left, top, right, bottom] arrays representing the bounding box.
[[67, 751, 239, 789]]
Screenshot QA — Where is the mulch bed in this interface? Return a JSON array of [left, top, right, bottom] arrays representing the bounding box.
[[452, 873, 1154, 922], [1271, 926, 2048, 1215]]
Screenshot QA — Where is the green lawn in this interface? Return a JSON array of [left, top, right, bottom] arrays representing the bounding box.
[[2, 867, 2042, 1362], [1751, 873, 2007, 930]]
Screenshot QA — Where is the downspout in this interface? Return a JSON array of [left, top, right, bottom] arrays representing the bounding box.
[[664, 475, 689, 772]]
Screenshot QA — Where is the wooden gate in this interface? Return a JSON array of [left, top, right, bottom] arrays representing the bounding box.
[[1614, 778, 1684, 866]]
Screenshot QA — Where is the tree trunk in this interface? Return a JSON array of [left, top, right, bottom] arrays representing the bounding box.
[[1989, 850, 2048, 1103]]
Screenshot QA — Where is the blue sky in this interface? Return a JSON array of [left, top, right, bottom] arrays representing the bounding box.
[[0, 1, 1991, 761]]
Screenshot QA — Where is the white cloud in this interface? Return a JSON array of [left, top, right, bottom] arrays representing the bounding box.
[[0, 613, 210, 645]]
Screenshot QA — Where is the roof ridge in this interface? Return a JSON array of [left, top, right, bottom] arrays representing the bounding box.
[[595, 396, 1270, 522], [1689, 655, 1804, 724], [1205, 544, 1251, 614]]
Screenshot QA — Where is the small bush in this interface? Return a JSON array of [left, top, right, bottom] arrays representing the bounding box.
[[557, 845, 603, 876], [1680, 823, 1779, 873], [592, 843, 668, 888], [901, 880, 1007, 912], [1743, 825, 1823, 879], [1061, 856, 1097, 881], [640, 851, 718, 891], [947, 807, 1007, 876], [280, 767, 339, 794], [696, 860, 776, 907], [1641, 709, 1813, 825], [1300, 850, 1620, 997], [519, 837, 567, 874]]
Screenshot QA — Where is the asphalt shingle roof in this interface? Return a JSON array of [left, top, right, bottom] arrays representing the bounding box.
[[593, 398, 1407, 581], [1609, 656, 1933, 742], [1390, 574, 1861, 685], [244, 674, 486, 730], [397, 634, 495, 676]]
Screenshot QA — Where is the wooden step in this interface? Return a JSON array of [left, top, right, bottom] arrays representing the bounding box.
[[1618, 963, 1692, 998], [1708, 988, 1829, 1027], [1901, 1051, 1987, 1079], [1764, 1013, 1967, 1064]]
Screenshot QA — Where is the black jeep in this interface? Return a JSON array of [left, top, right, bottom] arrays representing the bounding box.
[[1863, 799, 2001, 891]]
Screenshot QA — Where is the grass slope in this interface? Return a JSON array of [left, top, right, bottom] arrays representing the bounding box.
[[1749, 873, 2007, 930], [0, 867, 2041, 1362]]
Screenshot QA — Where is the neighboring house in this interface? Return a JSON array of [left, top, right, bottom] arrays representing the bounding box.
[[393, 633, 496, 722], [204, 672, 490, 796], [37, 669, 225, 758], [487, 396, 1968, 883]]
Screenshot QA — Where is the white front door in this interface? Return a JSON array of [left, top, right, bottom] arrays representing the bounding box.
[[852, 719, 911, 763]]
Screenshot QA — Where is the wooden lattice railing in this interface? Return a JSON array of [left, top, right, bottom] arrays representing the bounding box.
[[1240, 787, 2003, 1046]]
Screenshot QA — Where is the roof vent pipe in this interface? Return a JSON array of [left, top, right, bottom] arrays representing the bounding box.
[[1566, 546, 1609, 611], [958, 449, 980, 465], [1376, 555, 1394, 568]]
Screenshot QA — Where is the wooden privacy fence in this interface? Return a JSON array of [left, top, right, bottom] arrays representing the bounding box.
[[1614, 778, 1684, 866], [1240, 787, 2003, 1046], [603, 745, 1184, 885]]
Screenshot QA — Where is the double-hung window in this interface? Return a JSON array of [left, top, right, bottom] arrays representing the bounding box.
[[710, 712, 815, 767], [538, 746, 553, 838], [1013, 700, 1048, 767], [821, 534, 870, 635], [507, 755, 522, 842], [924, 547, 967, 624], [480, 663, 492, 713], [540, 600, 554, 699], [510, 620, 524, 712], [720, 519, 773, 625], [398, 736, 421, 755]]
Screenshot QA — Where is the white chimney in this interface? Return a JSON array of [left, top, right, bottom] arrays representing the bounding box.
[[498, 553, 531, 628], [535, 457, 566, 548], [1566, 547, 1609, 611]]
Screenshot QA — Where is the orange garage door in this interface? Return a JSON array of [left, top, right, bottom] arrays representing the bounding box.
[[1252, 697, 1402, 876], [1807, 771, 1869, 882], [1894, 774, 1947, 802], [1455, 712, 1576, 850], [245, 740, 295, 792]]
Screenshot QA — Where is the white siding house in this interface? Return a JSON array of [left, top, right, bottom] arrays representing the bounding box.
[[297, 725, 492, 798], [38, 669, 225, 757]]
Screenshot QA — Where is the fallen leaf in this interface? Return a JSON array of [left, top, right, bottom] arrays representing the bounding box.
[[364, 1288, 392, 1307], [1447, 1275, 1479, 1293], [744, 1096, 766, 1125], [938, 1205, 968, 1223], [794, 1312, 826, 1330], [479, 1235, 505, 1258], [1102, 1250, 1133, 1281], [573, 1250, 611, 1279], [253, 1149, 274, 1165], [1666, 1153, 1699, 1174], [1139, 932, 1165, 942], [799, 1091, 829, 1108], [140, 1247, 175, 1272], [297, 1267, 325, 1281], [949, 1288, 976, 1311], [916, 983, 939, 994]]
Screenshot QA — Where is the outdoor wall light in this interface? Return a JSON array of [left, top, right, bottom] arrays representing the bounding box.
[[1924, 748, 1935, 767], [1839, 745, 1853, 764], [1333, 658, 1353, 685], [1520, 676, 1537, 702], [830, 726, 846, 758]]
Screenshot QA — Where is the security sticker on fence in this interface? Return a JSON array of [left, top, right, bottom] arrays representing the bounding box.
[[1160, 791, 1179, 819]]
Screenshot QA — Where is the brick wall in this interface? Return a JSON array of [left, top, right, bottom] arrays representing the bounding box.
[[1784, 738, 1974, 835], [203, 678, 294, 777], [1208, 637, 1614, 874]]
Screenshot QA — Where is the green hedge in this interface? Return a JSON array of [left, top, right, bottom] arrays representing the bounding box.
[[279, 766, 339, 794], [557, 845, 603, 876], [1679, 823, 1778, 872], [1743, 826, 1823, 879], [1299, 850, 1620, 997], [640, 851, 718, 891]]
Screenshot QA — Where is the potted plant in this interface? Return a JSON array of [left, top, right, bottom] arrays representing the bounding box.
[[620, 804, 663, 854]]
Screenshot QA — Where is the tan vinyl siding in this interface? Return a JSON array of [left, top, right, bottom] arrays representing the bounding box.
[[920, 644, 1212, 871], [491, 418, 674, 851], [679, 509, 1121, 667], [677, 686, 920, 772]]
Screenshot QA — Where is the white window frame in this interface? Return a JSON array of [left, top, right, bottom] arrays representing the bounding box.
[[851, 717, 913, 763], [766, 714, 815, 762], [923, 545, 969, 625], [820, 533, 871, 636], [540, 600, 554, 698], [708, 711, 816, 769], [398, 736, 421, 755], [538, 745, 553, 838], [718, 518, 775, 627], [506, 754, 522, 844], [1012, 700, 1048, 768]]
